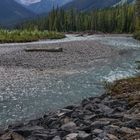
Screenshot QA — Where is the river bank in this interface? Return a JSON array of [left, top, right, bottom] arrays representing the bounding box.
[[0, 76, 140, 140]]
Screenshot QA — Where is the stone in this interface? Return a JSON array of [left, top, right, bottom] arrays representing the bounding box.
[[104, 125, 120, 134], [64, 105, 75, 110], [52, 136, 61, 140], [13, 126, 44, 137], [107, 134, 119, 140], [61, 122, 76, 131], [84, 115, 96, 121], [8, 123, 24, 130], [63, 117, 71, 124], [81, 99, 90, 107], [98, 132, 109, 140], [123, 119, 140, 128], [11, 132, 25, 140], [92, 129, 103, 135], [77, 131, 92, 140], [66, 133, 78, 140], [98, 118, 118, 124], [0, 128, 5, 136], [93, 138, 102, 140], [120, 127, 136, 134], [97, 104, 114, 115], [0, 132, 11, 140], [124, 114, 140, 121], [107, 113, 124, 119], [0, 132, 25, 140], [91, 121, 110, 129], [33, 133, 48, 139]]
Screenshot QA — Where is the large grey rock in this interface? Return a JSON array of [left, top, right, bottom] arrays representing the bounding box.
[[52, 136, 61, 140], [96, 104, 114, 115], [107, 134, 119, 140], [13, 126, 44, 137], [120, 127, 136, 134], [0, 132, 25, 140], [104, 125, 120, 134], [66, 133, 78, 140], [77, 131, 92, 140], [91, 121, 110, 129], [61, 122, 76, 131], [92, 129, 103, 135], [33, 133, 48, 139], [93, 138, 102, 140], [98, 132, 109, 140]]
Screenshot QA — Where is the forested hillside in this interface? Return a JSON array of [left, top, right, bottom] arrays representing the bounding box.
[[18, 5, 135, 33]]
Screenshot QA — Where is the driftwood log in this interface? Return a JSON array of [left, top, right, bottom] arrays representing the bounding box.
[[25, 47, 63, 52]]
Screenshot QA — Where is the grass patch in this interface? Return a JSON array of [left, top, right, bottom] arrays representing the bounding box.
[[106, 77, 140, 106], [134, 32, 140, 40], [0, 29, 65, 43], [106, 77, 140, 95]]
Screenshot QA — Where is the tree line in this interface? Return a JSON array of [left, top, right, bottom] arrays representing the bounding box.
[[134, 0, 140, 39], [18, 4, 136, 34]]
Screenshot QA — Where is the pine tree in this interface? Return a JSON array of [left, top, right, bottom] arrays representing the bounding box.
[[136, 0, 140, 31]]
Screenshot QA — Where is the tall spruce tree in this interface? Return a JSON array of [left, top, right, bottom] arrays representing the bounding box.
[[136, 0, 140, 31]]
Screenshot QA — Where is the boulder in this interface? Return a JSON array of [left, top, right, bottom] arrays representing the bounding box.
[[91, 121, 110, 129], [66, 133, 78, 140], [107, 134, 119, 140], [92, 129, 103, 135], [0, 132, 25, 140], [77, 131, 92, 140], [120, 127, 136, 134], [61, 122, 77, 132], [52, 136, 61, 140], [96, 104, 114, 115], [103, 125, 120, 134], [13, 126, 44, 137]]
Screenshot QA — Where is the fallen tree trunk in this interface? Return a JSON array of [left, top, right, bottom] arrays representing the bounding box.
[[25, 47, 63, 52]]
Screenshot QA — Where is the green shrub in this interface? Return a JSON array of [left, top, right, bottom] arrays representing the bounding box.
[[0, 29, 65, 43], [134, 32, 140, 40]]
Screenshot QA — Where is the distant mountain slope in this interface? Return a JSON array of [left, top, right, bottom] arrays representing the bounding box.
[[63, 0, 135, 11], [26, 0, 72, 14], [114, 0, 135, 6], [0, 0, 35, 27], [15, 0, 135, 15]]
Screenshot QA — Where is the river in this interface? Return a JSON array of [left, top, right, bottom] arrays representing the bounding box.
[[0, 34, 140, 126]]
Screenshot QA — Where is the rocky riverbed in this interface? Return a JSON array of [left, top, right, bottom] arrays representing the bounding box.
[[0, 80, 140, 140]]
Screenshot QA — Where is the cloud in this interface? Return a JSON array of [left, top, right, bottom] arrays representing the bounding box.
[[19, 0, 41, 5]]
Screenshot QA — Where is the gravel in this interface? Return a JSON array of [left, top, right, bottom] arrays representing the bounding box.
[[0, 40, 117, 70]]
